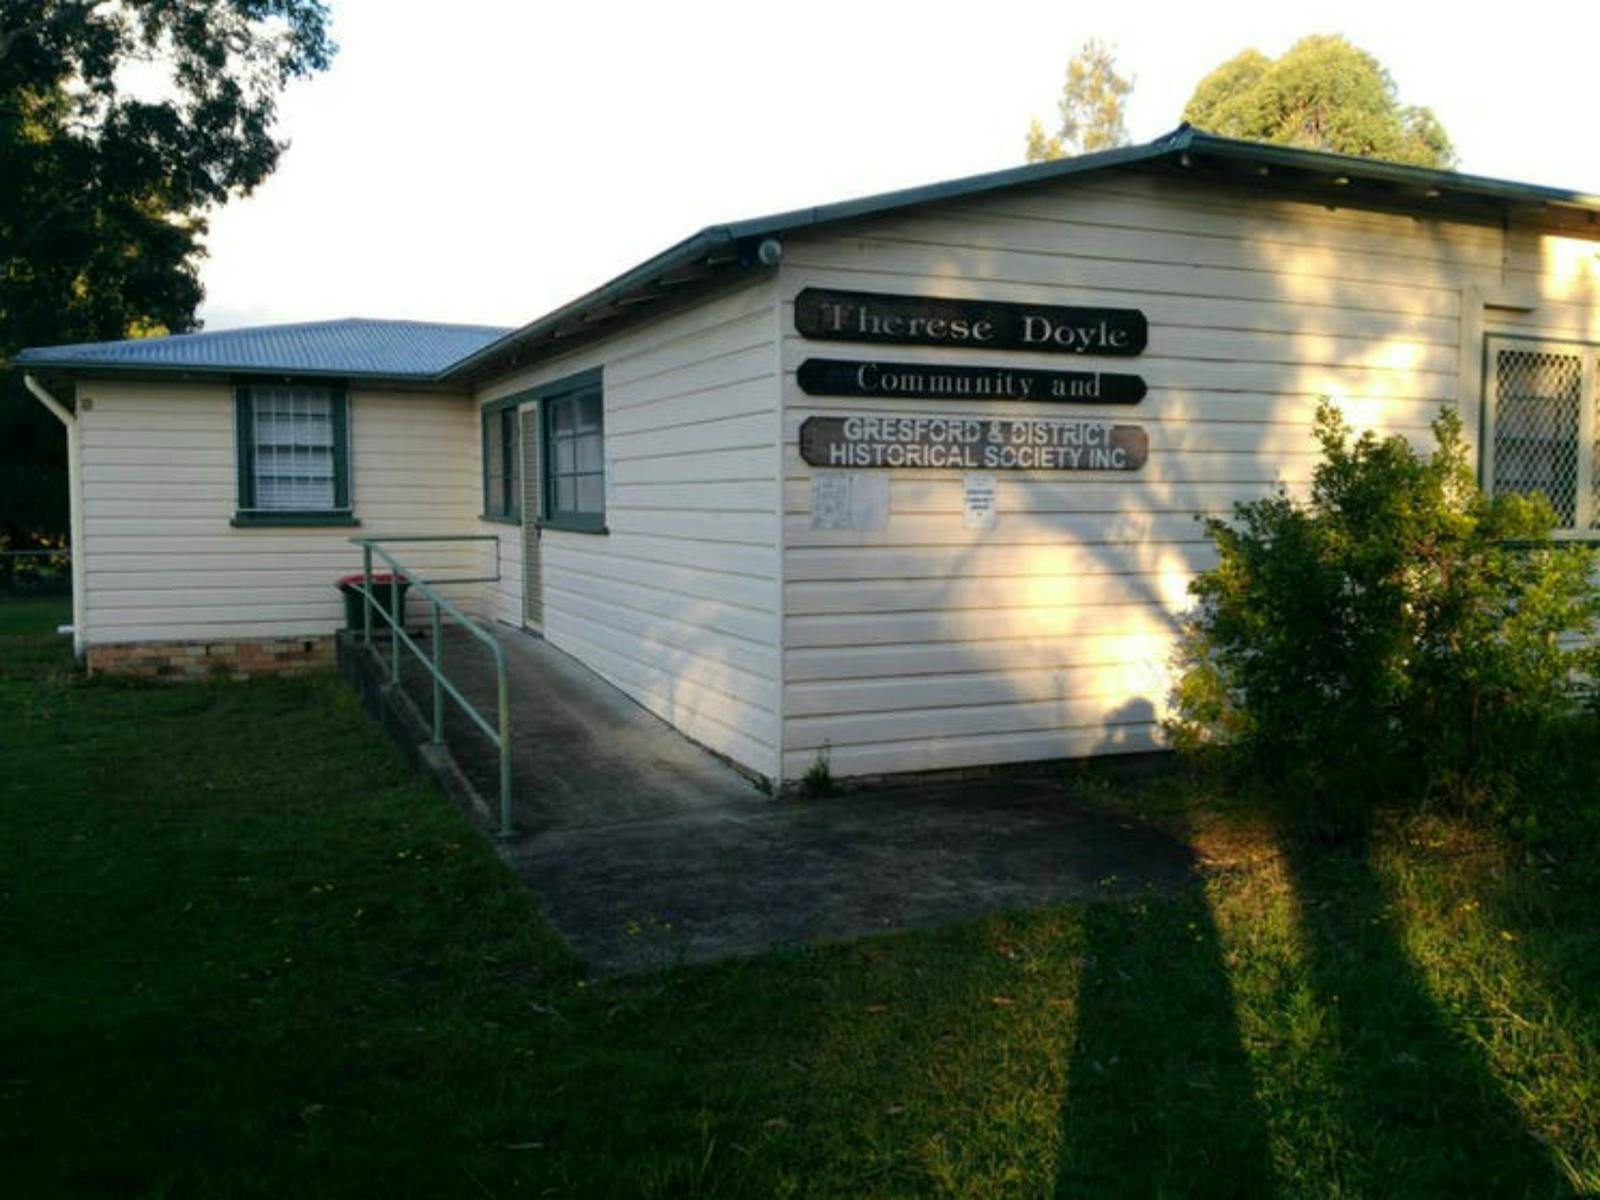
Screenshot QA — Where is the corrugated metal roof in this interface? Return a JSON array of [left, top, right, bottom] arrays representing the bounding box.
[[15, 317, 511, 380]]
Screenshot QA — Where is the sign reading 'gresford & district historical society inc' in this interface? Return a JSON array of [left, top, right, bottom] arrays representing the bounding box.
[[795, 288, 1147, 356], [800, 415, 1148, 471]]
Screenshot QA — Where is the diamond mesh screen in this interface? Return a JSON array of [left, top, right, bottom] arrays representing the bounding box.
[[1492, 348, 1584, 527], [1593, 374, 1600, 532]]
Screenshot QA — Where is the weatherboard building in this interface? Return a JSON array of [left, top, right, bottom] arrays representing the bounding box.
[[19, 127, 1600, 787]]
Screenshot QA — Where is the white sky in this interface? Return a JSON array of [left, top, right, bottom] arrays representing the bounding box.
[[196, 0, 1600, 332]]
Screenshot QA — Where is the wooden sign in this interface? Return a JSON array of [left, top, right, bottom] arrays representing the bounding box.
[[798, 357, 1146, 404], [799, 414, 1148, 471], [795, 287, 1147, 356]]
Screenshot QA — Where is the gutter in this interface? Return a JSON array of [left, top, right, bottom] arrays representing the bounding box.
[[23, 374, 87, 659]]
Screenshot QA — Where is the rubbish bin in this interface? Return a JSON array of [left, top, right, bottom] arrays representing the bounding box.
[[337, 572, 410, 632]]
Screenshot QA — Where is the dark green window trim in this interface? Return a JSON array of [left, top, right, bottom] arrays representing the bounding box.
[[231, 512, 362, 528], [479, 368, 606, 534], [541, 370, 605, 534], [540, 513, 609, 535], [480, 392, 530, 414], [234, 381, 352, 524], [481, 404, 520, 522]]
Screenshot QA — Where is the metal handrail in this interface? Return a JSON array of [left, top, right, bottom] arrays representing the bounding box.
[[349, 535, 513, 838]]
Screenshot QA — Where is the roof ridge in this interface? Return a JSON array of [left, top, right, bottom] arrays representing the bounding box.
[[327, 316, 515, 332]]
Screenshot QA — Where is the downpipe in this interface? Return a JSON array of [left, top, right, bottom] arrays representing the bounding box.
[[23, 374, 86, 659]]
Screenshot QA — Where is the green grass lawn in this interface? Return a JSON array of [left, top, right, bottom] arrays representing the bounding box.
[[3, 611, 1598, 1197], [0, 595, 71, 637]]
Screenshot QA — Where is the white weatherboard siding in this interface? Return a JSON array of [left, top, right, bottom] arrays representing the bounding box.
[[779, 168, 1600, 780], [79, 381, 482, 645], [476, 276, 782, 780]]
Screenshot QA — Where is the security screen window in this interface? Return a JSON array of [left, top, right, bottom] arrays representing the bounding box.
[[1486, 339, 1600, 534], [234, 383, 351, 524], [544, 384, 605, 532]]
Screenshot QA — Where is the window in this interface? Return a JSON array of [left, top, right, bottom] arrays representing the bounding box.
[[543, 378, 605, 533], [1484, 337, 1600, 535], [482, 369, 604, 534], [482, 405, 520, 522], [234, 383, 352, 526]]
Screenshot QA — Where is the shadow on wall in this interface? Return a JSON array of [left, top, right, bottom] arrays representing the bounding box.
[[777, 171, 1600, 779], [577, 171, 1600, 784]]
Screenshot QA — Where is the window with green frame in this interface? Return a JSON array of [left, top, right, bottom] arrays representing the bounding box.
[[233, 383, 354, 527], [543, 380, 605, 532], [481, 405, 520, 521]]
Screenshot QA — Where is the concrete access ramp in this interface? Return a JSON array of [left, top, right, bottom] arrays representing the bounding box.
[[343, 625, 1195, 974]]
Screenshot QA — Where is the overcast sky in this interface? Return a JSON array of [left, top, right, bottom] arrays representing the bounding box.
[[196, 0, 1600, 332]]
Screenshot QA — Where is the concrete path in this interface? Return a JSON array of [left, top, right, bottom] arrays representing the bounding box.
[[394, 626, 1195, 974]]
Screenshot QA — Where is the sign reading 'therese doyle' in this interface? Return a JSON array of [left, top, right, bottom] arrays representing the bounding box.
[[800, 415, 1148, 471], [795, 288, 1146, 356]]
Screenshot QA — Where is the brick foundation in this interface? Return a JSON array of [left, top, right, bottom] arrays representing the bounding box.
[[86, 636, 335, 681]]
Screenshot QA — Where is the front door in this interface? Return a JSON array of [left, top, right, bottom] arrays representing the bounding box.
[[518, 401, 543, 632]]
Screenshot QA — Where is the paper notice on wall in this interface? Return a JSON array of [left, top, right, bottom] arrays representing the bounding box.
[[811, 471, 889, 531], [963, 472, 997, 530]]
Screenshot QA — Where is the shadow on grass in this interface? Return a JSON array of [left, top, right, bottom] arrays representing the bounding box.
[[1053, 871, 1277, 1198], [1484, 777, 1600, 1042], [1276, 823, 1576, 1196], [1405, 815, 1600, 1190]]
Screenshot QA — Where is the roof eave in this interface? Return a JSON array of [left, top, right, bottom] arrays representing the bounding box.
[[440, 227, 750, 384], [718, 133, 1187, 242], [13, 358, 474, 389], [1183, 130, 1600, 211], [440, 135, 1192, 387]]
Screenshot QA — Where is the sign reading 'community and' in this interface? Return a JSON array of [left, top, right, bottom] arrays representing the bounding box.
[[797, 357, 1146, 405], [795, 288, 1147, 356], [799, 414, 1148, 471]]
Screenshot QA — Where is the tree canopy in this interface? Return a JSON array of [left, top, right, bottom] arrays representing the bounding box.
[[0, 0, 335, 550], [1182, 35, 1454, 169], [1026, 39, 1132, 163]]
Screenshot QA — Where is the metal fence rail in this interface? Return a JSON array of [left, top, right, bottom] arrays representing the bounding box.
[[349, 535, 513, 838], [0, 548, 72, 597]]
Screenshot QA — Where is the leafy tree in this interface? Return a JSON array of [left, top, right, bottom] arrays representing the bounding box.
[[0, 0, 335, 552], [1026, 39, 1132, 162], [1168, 402, 1600, 833], [1182, 34, 1454, 169]]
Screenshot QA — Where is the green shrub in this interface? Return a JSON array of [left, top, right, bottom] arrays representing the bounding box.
[[801, 743, 836, 798], [1167, 400, 1600, 831]]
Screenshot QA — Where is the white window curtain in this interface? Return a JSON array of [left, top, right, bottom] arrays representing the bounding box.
[[253, 386, 338, 510]]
